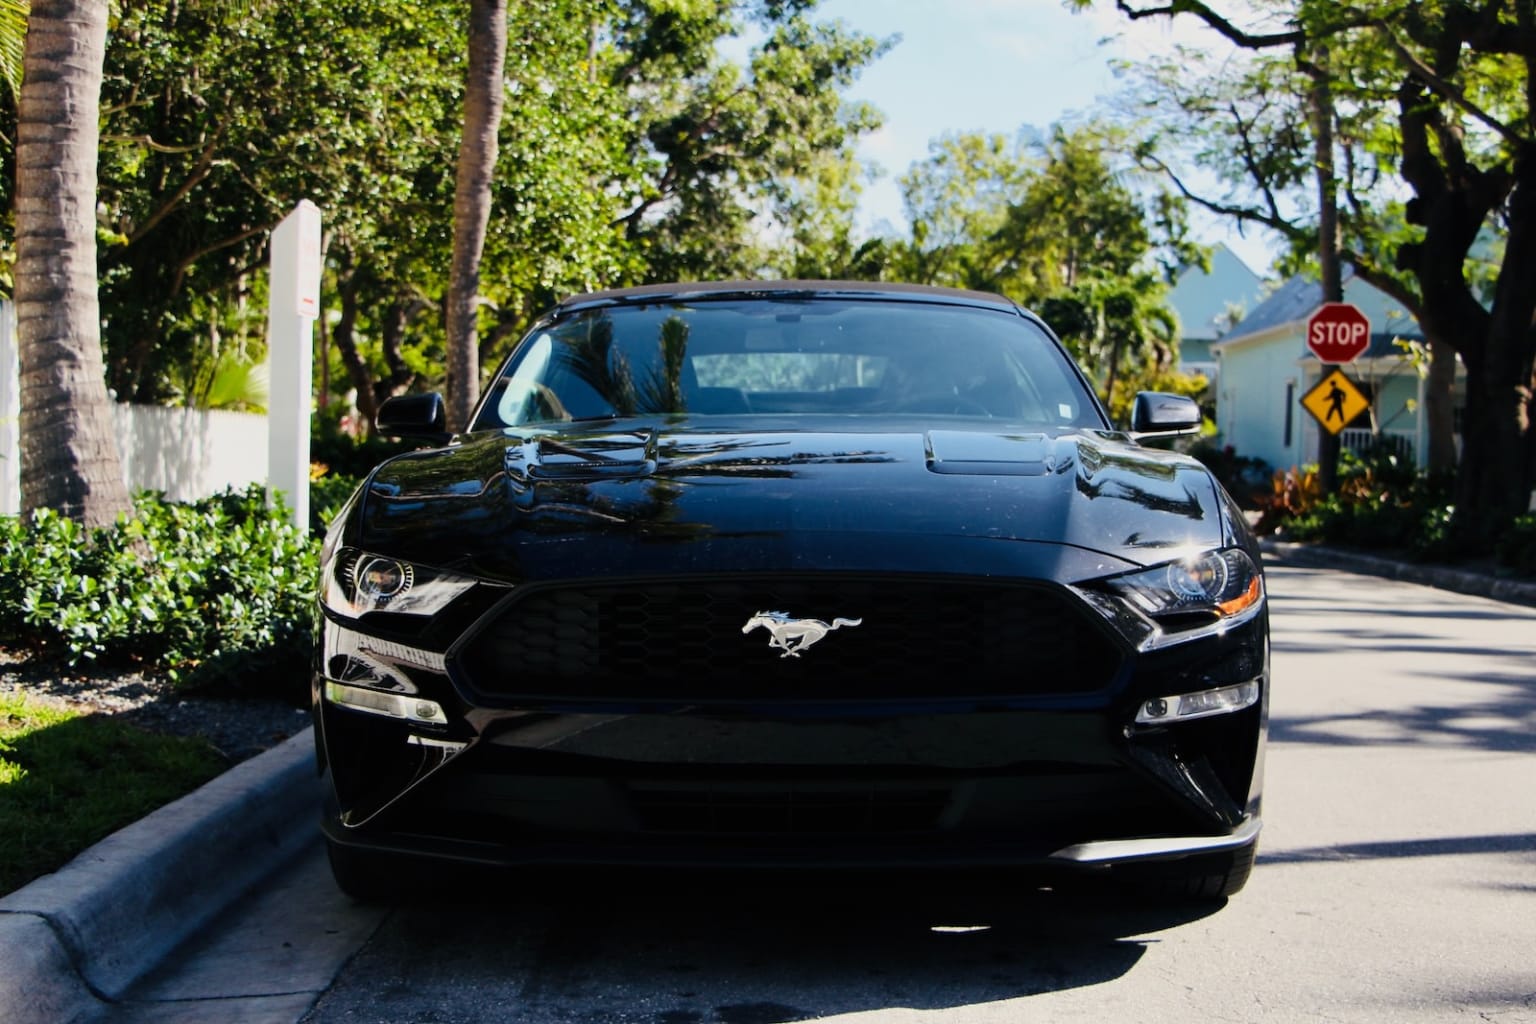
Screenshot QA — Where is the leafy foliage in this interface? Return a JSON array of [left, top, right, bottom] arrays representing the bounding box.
[[1185, 439, 1274, 511], [1077, 0, 1536, 551], [1496, 515, 1536, 577], [1255, 448, 1459, 562], [0, 486, 319, 693]]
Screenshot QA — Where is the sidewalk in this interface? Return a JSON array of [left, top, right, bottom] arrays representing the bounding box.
[[1259, 537, 1536, 608], [0, 730, 317, 1024], [0, 543, 1530, 1024]]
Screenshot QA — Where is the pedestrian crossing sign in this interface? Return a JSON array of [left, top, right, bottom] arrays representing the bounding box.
[[1301, 369, 1369, 435]]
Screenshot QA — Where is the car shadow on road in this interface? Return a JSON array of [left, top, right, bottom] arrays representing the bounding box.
[[306, 868, 1226, 1022]]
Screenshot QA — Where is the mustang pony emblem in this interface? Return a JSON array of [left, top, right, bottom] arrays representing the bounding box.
[[742, 611, 862, 658]]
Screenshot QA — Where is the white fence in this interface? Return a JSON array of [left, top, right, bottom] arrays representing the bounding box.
[[1, 401, 268, 515], [110, 404, 269, 503], [1340, 427, 1416, 463], [1, 305, 269, 514]]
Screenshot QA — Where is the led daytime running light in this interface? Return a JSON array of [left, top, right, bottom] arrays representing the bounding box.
[[1135, 681, 1260, 724], [325, 681, 448, 725]]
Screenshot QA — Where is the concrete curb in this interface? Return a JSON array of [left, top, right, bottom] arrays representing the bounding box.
[[0, 726, 317, 1024], [1259, 539, 1536, 608]]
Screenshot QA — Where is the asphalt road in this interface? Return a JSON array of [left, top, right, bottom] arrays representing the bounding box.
[[97, 561, 1536, 1024]]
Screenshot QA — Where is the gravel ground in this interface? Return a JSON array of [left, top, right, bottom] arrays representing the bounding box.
[[0, 647, 312, 766]]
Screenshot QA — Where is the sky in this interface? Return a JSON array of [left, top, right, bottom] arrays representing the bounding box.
[[807, 0, 1284, 278]]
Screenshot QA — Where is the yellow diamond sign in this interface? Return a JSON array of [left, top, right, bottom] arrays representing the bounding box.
[[1301, 369, 1369, 435]]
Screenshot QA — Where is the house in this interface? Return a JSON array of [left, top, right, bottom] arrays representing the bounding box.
[[1210, 267, 1463, 474], [1167, 242, 1269, 385]]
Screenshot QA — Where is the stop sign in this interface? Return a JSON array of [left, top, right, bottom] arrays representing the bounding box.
[[1306, 302, 1371, 364]]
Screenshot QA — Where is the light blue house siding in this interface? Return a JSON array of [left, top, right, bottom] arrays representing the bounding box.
[[1168, 243, 1268, 383], [1211, 268, 1458, 473]]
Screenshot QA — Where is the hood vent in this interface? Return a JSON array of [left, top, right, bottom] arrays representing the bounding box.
[[926, 430, 1052, 476]]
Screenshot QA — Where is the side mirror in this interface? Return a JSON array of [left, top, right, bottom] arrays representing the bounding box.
[[376, 393, 448, 439], [1130, 391, 1202, 437]]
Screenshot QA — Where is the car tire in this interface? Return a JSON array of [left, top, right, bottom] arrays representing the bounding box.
[[325, 838, 403, 904], [1113, 843, 1257, 903]]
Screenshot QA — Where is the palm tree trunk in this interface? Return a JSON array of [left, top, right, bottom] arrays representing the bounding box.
[[15, 0, 132, 527], [445, 0, 508, 432]]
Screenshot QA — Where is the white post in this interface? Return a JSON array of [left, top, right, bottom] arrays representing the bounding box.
[[0, 301, 19, 516], [265, 200, 322, 531]]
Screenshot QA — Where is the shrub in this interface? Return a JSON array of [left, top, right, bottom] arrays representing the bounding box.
[[1496, 514, 1536, 576], [0, 485, 318, 695], [1186, 440, 1273, 510], [310, 468, 364, 537], [310, 416, 412, 480], [1253, 448, 1456, 560]]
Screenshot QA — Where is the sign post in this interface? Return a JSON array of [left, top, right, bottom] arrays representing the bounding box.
[[1301, 369, 1369, 435], [1307, 302, 1371, 364], [266, 200, 322, 531], [1304, 302, 1369, 494]]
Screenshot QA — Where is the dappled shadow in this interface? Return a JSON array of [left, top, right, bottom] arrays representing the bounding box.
[[1273, 633, 1536, 663], [1269, 687, 1536, 753], [1263, 563, 1536, 753], [307, 869, 1225, 1022]]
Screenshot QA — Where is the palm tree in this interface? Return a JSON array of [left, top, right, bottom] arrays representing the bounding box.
[[444, 0, 508, 432], [14, 0, 133, 527], [0, 0, 25, 95]]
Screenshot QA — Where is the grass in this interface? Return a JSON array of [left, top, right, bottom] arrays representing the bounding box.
[[0, 691, 226, 895]]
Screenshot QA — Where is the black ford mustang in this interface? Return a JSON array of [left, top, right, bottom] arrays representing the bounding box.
[[313, 280, 1269, 902]]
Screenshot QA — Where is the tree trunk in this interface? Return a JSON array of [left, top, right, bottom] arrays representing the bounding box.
[[1470, 160, 1536, 526], [1307, 45, 1343, 495], [329, 264, 380, 438], [444, 0, 508, 432], [15, 0, 132, 528], [1424, 337, 1457, 474]]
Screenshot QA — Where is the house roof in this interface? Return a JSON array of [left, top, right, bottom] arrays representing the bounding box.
[[1216, 266, 1423, 359], [1166, 242, 1267, 342]]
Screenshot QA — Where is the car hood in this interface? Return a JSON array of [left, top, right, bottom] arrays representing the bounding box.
[[352, 420, 1232, 585]]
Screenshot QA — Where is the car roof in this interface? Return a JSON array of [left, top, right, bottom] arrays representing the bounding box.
[[550, 279, 1023, 316]]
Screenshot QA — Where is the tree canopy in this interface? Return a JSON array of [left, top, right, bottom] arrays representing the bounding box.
[[1074, 0, 1536, 547]]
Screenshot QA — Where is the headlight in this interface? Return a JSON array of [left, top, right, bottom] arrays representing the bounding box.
[[321, 546, 477, 618], [1106, 548, 1264, 623]]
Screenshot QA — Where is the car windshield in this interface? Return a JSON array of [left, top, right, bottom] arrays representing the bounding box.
[[472, 296, 1104, 431]]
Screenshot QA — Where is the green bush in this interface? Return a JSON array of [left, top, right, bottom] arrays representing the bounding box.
[[310, 471, 364, 537], [1185, 439, 1273, 510], [1264, 448, 1455, 560], [310, 416, 412, 480], [1496, 514, 1536, 576], [0, 485, 319, 695]]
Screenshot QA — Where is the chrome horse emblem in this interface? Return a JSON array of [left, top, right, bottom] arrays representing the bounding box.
[[741, 611, 862, 658]]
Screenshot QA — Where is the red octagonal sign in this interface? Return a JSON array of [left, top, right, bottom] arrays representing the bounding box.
[[1306, 302, 1371, 364]]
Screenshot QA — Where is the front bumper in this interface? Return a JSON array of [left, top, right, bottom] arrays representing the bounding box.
[[313, 622, 1266, 872]]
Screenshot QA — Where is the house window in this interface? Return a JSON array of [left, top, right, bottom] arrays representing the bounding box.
[[1283, 381, 1295, 447]]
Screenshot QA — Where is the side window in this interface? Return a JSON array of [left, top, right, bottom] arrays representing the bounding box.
[[493, 335, 561, 426]]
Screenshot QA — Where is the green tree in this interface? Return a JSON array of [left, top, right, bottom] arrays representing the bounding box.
[[0, 0, 23, 97], [762, 146, 889, 279], [1076, 0, 1536, 550], [609, 1, 890, 283], [883, 123, 1197, 406], [5, 0, 891, 452], [77, 0, 469, 408], [892, 130, 1035, 288]]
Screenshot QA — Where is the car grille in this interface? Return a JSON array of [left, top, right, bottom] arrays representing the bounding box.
[[449, 575, 1122, 701]]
